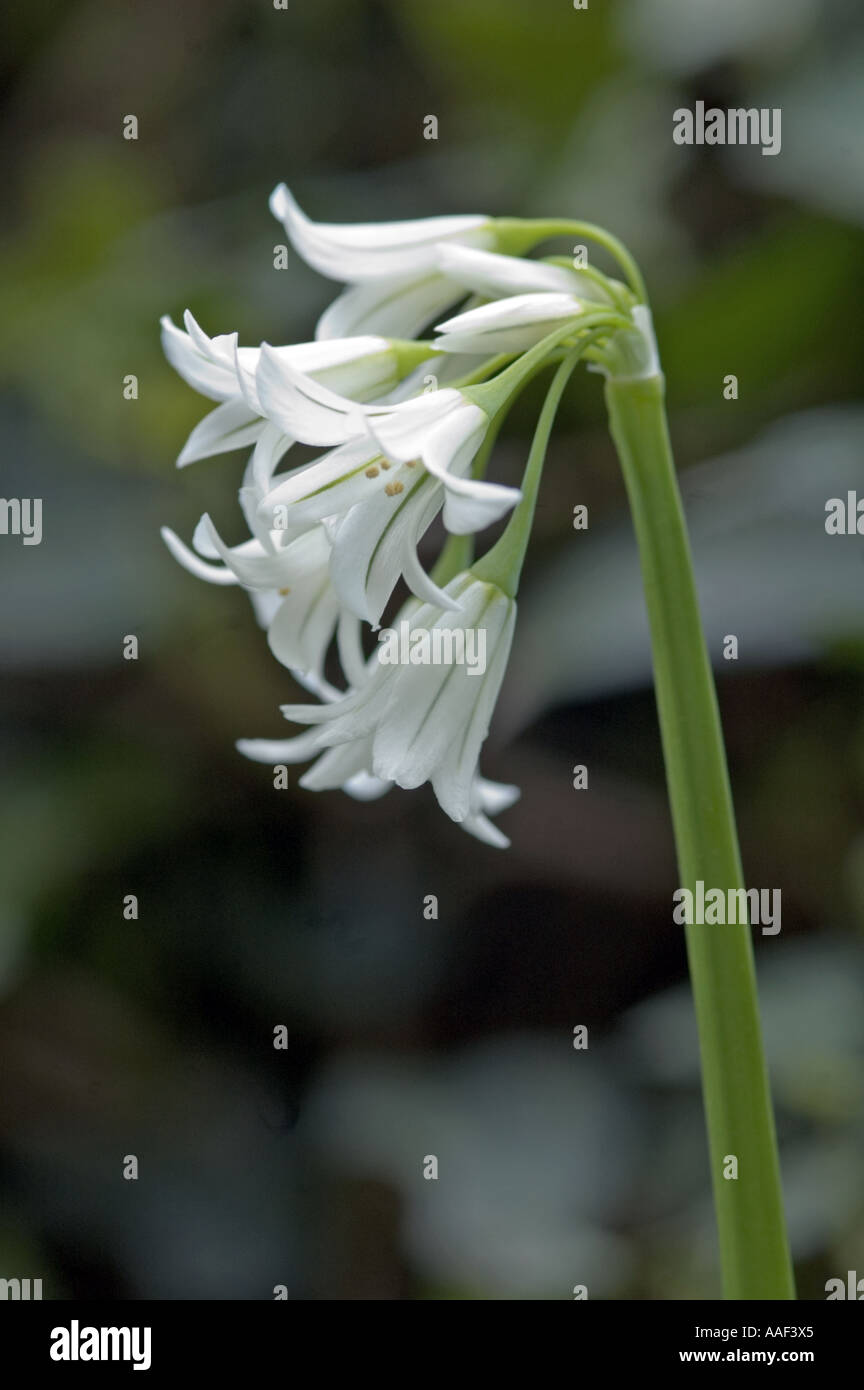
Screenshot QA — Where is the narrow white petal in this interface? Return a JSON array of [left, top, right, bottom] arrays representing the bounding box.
[[316, 274, 465, 341], [421, 403, 488, 477], [236, 732, 323, 763], [342, 771, 392, 801], [413, 405, 520, 535], [269, 183, 492, 281], [259, 436, 387, 533], [436, 244, 590, 298], [160, 526, 238, 585], [474, 777, 521, 815], [267, 581, 339, 676], [435, 292, 583, 354], [199, 515, 296, 589], [336, 611, 370, 689], [459, 811, 511, 849], [192, 514, 220, 558], [177, 399, 263, 467], [431, 602, 516, 821], [367, 389, 461, 462], [161, 315, 237, 401], [248, 589, 282, 629], [256, 345, 369, 444], [328, 472, 441, 625], [299, 739, 378, 791], [442, 475, 521, 534]]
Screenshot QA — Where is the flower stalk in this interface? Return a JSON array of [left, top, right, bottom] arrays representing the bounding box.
[[605, 372, 794, 1300]]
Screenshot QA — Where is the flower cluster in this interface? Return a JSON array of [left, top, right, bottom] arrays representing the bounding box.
[[162, 187, 656, 846]]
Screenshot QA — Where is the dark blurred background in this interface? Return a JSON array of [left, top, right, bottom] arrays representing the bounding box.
[[1, 0, 864, 1300]]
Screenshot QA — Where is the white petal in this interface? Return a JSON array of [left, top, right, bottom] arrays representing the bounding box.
[[176, 398, 263, 466], [415, 406, 521, 535], [328, 472, 447, 625], [160, 526, 238, 585], [431, 601, 516, 820], [192, 515, 220, 558], [367, 389, 461, 462], [260, 436, 386, 532], [459, 811, 510, 849], [434, 292, 583, 354], [161, 315, 238, 401], [316, 274, 466, 340], [474, 777, 521, 815], [198, 516, 286, 589], [256, 346, 370, 444], [300, 739, 379, 791], [270, 183, 492, 281], [342, 771, 392, 801], [267, 592, 329, 674], [248, 589, 282, 629], [422, 402, 488, 477], [277, 335, 400, 400], [436, 244, 592, 298], [336, 612, 370, 689], [236, 731, 323, 763]]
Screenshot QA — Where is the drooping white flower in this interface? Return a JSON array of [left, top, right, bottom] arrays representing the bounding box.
[[161, 310, 414, 465], [253, 358, 521, 623], [434, 243, 618, 306], [433, 293, 590, 355], [270, 183, 497, 340], [237, 718, 520, 847], [249, 571, 517, 835], [161, 505, 365, 684]]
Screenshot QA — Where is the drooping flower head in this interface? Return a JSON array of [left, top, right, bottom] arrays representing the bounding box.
[[161, 186, 655, 844]]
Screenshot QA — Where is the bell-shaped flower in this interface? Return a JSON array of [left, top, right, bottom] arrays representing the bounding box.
[[161, 508, 365, 684], [435, 243, 618, 306], [259, 571, 517, 830], [254, 358, 521, 624], [161, 309, 413, 465], [270, 182, 499, 341], [434, 293, 591, 355]]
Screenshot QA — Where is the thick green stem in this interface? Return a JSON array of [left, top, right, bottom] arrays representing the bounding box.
[[605, 373, 794, 1301]]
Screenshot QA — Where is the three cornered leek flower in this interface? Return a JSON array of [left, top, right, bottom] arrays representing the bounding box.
[[162, 187, 794, 1300]]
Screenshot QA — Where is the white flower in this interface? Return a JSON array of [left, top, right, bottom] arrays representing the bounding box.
[[245, 572, 517, 839], [435, 243, 617, 305], [237, 716, 520, 847], [270, 183, 497, 341], [434, 293, 590, 355], [253, 360, 521, 623], [161, 505, 365, 683], [161, 310, 409, 465]]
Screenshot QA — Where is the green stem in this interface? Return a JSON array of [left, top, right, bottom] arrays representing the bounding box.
[[496, 218, 648, 302], [605, 373, 794, 1300], [473, 344, 591, 596]]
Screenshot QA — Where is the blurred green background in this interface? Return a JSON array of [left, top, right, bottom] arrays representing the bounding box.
[[1, 0, 864, 1300]]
